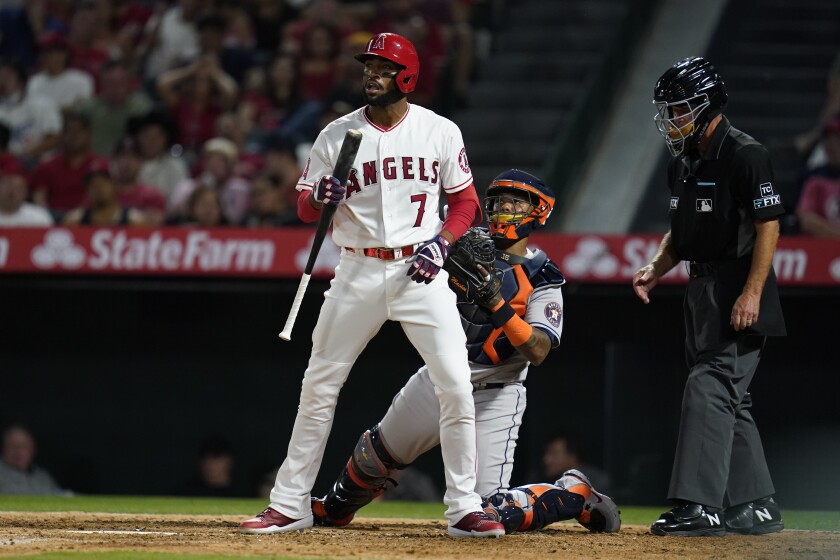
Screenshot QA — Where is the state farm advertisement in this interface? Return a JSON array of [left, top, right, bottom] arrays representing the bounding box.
[[0, 227, 341, 278], [0, 227, 839, 285]]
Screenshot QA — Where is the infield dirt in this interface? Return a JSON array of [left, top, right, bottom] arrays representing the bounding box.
[[1, 512, 839, 559]]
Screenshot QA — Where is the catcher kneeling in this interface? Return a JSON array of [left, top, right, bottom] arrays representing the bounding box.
[[310, 169, 621, 534]]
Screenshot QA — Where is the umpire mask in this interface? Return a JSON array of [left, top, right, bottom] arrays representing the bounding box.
[[653, 56, 727, 157]]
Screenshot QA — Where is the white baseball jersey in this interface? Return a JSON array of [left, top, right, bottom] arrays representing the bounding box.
[[271, 103, 484, 525], [296, 104, 473, 248]]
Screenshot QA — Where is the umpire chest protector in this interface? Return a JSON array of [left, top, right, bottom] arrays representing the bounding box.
[[458, 250, 565, 365]]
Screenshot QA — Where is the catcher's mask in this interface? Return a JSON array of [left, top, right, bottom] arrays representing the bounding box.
[[485, 169, 554, 240], [653, 56, 727, 157]]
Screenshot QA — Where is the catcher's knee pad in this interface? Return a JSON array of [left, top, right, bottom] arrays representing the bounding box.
[[352, 424, 404, 481], [322, 425, 406, 520]]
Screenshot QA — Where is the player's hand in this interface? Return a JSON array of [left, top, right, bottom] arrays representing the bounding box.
[[731, 291, 760, 331], [312, 175, 346, 205], [406, 235, 451, 284], [632, 264, 659, 304]]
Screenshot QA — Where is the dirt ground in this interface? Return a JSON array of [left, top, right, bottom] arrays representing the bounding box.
[[1, 512, 839, 560]]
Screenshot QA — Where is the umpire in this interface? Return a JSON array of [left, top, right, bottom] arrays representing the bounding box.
[[632, 57, 786, 537]]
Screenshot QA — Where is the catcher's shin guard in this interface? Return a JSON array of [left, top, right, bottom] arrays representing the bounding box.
[[318, 425, 405, 523], [486, 485, 585, 533]]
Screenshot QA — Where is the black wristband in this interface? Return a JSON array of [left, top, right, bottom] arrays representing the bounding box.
[[489, 301, 516, 329]]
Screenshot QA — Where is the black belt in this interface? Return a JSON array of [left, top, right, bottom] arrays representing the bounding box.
[[688, 262, 714, 278], [472, 382, 521, 392]]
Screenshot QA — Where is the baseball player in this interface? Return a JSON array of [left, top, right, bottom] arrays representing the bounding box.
[[240, 32, 505, 538], [308, 169, 620, 534]]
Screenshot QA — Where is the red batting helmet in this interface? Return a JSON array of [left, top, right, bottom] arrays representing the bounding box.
[[354, 32, 419, 94]]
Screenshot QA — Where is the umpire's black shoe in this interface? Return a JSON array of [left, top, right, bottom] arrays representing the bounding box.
[[725, 496, 783, 535], [650, 502, 725, 537]]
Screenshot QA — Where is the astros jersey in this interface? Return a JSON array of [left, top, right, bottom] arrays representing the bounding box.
[[297, 104, 473, 249], [457, 248, 566, 383]]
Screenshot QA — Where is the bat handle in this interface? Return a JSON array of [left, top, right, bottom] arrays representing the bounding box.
[[279, 273, 312, 341]]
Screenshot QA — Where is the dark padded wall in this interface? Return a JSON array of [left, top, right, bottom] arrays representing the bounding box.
[[1, 276, 837, 509]]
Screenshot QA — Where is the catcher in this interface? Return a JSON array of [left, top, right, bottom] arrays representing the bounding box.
[[310, 169, 621, 534]]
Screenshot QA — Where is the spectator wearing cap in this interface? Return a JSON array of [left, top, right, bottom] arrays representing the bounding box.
[[0, 57, 62, 165], [796, 118, 840, 237], [132, 109, 189, 200], [78, 59, 152, 156], [170, 137, 250, 225], [111, 136, 166, 226], [0, 146, 52, 227], [31, 110, 109, 218], [213, 111, 263, 181], [63, 164, 147, 226], [27, 32, 94, 111]]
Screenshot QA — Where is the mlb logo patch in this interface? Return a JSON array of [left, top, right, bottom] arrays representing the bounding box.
[[760, 182, 774, 196], [544, 302, 562, 328], [670, 197, 679, 210], [696, 199, 713, 212]]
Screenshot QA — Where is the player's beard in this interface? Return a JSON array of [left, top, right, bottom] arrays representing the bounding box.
[[364, 85, 406, 107]]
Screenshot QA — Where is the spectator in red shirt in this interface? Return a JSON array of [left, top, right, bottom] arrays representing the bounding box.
[[297, 22, 340, 102], [31, 110, 109, 218], [66, 1, 113, 88], [156, 53, 238, 157], [796, 118, 840, 237], [111, 135, 166, 226]]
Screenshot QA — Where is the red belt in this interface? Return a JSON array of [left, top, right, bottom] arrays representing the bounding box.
[[345, 244, 417, 260]]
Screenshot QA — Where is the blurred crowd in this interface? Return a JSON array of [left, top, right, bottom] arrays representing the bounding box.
[[0, 0, 498, 228], [792, 52, 840, 238]]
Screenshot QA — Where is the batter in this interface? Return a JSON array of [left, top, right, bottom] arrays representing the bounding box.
[[240, 32, 503, 538]]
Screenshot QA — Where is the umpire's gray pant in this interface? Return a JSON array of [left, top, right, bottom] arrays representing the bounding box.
[[667, 277, 776, 508]]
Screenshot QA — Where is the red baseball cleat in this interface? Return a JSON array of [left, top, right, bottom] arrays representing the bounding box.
[[239, 507, 313, 534], [448, 511, 506, 538]]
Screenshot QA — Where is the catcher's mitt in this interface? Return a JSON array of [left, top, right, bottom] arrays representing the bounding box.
[[443, 227, 501, 307]]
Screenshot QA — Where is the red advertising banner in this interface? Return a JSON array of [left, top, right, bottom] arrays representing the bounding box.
[[0, 227, 839, 285]]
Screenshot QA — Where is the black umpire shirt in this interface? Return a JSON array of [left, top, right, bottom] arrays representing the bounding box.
[[666, 116, 786, 336]]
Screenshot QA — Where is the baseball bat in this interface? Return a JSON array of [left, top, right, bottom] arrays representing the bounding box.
[[279, 128, 363, 341]]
